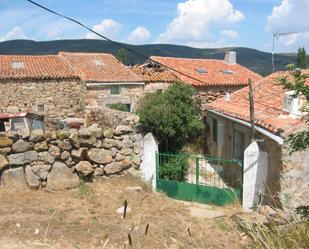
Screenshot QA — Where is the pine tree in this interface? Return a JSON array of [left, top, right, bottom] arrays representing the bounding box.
[[296, 47, 307, 69]]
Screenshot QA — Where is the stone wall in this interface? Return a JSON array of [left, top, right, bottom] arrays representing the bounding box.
[[0, 124, 143, 191], [0, 79, 84, 129]]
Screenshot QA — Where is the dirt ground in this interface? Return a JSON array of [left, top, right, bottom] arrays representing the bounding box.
[[0, 173, 247, 249]]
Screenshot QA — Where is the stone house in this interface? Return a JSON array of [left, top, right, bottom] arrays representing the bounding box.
[[0, 52, 145, 128], [205, 70, 309, 209], [136, 52, 262, 107]]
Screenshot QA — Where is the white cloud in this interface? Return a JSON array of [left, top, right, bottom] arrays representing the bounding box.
[[127, 26, 151, 44], [86, 19, 122, 39], [47, 27, 62, 39], [0, 26, 27, 41], [266, 0, 309, 50], [156, 0, 244, 46], [220, 29, 239, 40]]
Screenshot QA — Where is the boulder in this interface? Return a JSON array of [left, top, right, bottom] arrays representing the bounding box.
[[80, 137, 97, 148], [48, 145, 61, 159], [25, 165, 40, 188], [69, 129, 80, 148], [0, 147, 11, 155], [31, 164, 51, 180], [8, 151, 38, 166], [103, 127, 113, 138], [122, 135, 133, 148], [34, 141, 49, 152], [12, 139, 33, 153], [132, 156, 141, 166], [71, 148, 88, 161], [38, 151, 55, 164], [6, 132, 19, 142], [58, 140, 72, 151], [46, 162, 79, 191], [57, 130, 70, 140], [115, 153, 125, 162], [0, 154, 9, 170], [94, 167, 104, 177], [61, 151, 70, 161], [88, 126, 103, 138], [121, 147, 133, 156], [114, 125, 133, 136], [88, 148, 113, 165], [75, 161, 94, 176], [29, 130, 45, 142], [104, 160, 131, 175], [79, 128, 91, 138], [0, 135, 13, 148], [1, 167, 27, 191]]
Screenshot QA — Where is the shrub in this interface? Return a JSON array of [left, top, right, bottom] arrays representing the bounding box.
[[159, 155, 189, 181]]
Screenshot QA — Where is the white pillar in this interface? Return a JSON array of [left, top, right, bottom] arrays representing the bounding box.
[[243, 141, 268, 211], [140, 133, 158, 189]]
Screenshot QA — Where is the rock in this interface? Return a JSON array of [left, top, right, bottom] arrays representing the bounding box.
[[12, 139, 33, 153], [102, 138, 122, 150], [6, 132, 19, 142], [111, 147, 118, 157], [79, 128, 91, 138], [0, 154, 9, 170], [71, 148, 88, 161], [132, 156, 141, 166], [58, 140, 72, 151], [121, 147, 133, 156], [104, 161, 131, 175], [133, 145, 141, 154], [34, 141, 49, 152], [65, 156, 75, 167], [8, 151, 38, 166], [75, 161, 94, 176], [122, 159, 133, 168], [69, 129, 80, 148], [29, 130, 45, 142], [122, 136, 133, 148], [114, 125, 133, 136], [116, 206, 131, 215], [25, 165, 40, 188], [103, 127, 113, 138], [31, 164, 51, 180], [125, 186, 142, 192], [61, 151, 70, 161], [1, 167, 27, 191], [16, 223, 21, 228], [49, 145, 61, 159], [189, 207, 225, 219], [0, 135, 13, 148], [34, 228, 40, 235], [80, 137, 97, 148], [94, 167, 104, 177], [0, 147, 11, 155], [38, 151, 55, 164], [88, 148, 113, 164], [115, 153, 125, 162], [46, 162, 79, 191], [57, 130, 70, 140], [88, 127, 103, 138]]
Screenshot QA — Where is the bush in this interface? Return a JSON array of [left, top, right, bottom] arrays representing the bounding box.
[[107, 103, 130, 112], [137, 82, 204, 152], [159, 155, 189, 181]]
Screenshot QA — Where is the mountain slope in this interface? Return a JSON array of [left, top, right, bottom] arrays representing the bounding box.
[[0, 39, 306, 75]]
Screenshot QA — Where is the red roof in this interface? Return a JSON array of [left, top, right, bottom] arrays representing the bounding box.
[[59, 52, 142, 82], [206, 70, 309, 136], [0, 55, 77, 80], [150, 56, 262, 87]]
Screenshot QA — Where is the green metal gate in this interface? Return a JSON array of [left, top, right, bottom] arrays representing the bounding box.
[[156, 152, 243, 206]]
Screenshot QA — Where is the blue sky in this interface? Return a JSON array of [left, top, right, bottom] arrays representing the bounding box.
[[0, 0, 308, 52]]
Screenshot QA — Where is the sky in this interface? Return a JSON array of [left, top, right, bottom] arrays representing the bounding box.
[[0, 0, 308, 53]]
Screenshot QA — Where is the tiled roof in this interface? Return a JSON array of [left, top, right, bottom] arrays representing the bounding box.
[[150, 56, 262, 87], [132, 64, 179, 83], [0, 55, 77, 80], [206, 70, 309, 137], [59, 52, 142, 82]]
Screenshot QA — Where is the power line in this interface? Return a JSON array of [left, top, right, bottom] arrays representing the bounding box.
[[25, 0, 207, 85]]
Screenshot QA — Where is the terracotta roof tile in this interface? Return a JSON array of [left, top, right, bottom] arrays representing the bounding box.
[[0, 55, 77, 80], [59, 52, 142, 82], [150, 56, 262, 87], [206, 70, 309, 137]]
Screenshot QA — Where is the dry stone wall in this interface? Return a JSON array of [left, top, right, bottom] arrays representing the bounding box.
[[0, 124, 143, 191]]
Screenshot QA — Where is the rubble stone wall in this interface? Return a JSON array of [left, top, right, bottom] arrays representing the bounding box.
[[0, 124, 143, 191], [0, 79, 84, 129]]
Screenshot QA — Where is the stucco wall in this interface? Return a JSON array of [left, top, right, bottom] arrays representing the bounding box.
[[0, 79, 84, 129]]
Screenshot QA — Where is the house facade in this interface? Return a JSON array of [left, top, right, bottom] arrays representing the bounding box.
[[206, 70, 309, 209]]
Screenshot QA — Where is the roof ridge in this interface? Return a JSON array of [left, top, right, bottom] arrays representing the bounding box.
[[150, 55, 224, 62], [58, 51, 114, 56]]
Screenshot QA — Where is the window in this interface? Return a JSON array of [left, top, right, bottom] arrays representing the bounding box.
[[11, 117, 26, 132], [220, 69, 234, 74], [11, 61, 25, 69], [38, 104, 44, 112], [110, 85, 121, 95], [29, 118, 44, 130], [233, 130, 245, 162], [195, 67, 208, 74], [212, 119, 218, 142]]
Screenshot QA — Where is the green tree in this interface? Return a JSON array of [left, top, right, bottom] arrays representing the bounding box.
[[297, 47, 307, 69], [137, 82, 204, 152], [277, 64, 309, 152], [117, 48, 127, 64]]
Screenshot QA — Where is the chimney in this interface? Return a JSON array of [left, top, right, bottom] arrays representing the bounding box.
[[224, 51, 237, 65], [283, 90, 302, 116]]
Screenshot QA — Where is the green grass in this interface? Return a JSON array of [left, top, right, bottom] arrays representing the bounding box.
[[76, 181, 94, 199]]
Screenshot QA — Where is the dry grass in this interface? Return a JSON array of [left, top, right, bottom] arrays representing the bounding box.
[[0, 174, 243, 249]]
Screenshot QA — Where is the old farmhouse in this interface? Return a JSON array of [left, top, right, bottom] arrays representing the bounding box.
[[206, 70, 309, 209]]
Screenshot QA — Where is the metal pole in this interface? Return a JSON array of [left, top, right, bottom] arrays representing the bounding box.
[[272, 33, 276, 73]]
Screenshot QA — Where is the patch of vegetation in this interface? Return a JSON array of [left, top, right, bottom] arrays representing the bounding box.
[[159, 155, 189, 181], [107, 103, 130, 112], [77, 181, 94, 199]]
